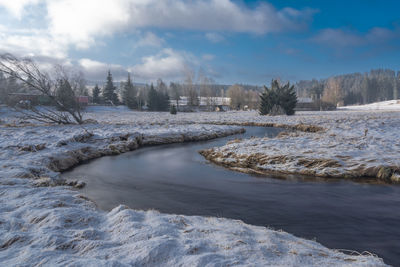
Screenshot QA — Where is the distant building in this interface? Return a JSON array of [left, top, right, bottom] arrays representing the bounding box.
[[7, 93, 46, 106], [7, 93, 89, 106], [295, 97, 319, 111], [76, 96, 89, 105], [170, 96, 231, 111], [297, 97, 313, 104]]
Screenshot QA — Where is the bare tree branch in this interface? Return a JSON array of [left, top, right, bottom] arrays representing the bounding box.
[[0, 53, 85, 124]]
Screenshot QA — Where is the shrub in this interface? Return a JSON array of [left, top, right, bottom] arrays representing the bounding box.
[[259, 80, 297, 116], [170, 104, 177, 115]]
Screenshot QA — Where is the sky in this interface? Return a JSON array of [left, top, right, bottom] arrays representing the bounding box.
[[0, 0, 399, 85]]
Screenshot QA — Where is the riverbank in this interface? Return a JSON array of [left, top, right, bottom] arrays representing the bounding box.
[[0, 107, 387, 266], [199, 110, 400, 183]]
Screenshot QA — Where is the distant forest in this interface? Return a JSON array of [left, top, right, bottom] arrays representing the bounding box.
[[295, 69, 400, 106], [2, 66, 399, 109]]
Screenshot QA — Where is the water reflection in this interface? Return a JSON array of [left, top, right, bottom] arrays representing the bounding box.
[[62, 127, 400, 265]]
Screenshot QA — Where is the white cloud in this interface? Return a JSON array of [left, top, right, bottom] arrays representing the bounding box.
[[134, 32, 164, 48], [205, 33, 224, 43], [366, 27, 399, 43], [312, 29, 364, 47], [312, 27, 400, 47], [79, 58, 127, 81], [46, 0, 131, 49], [130, 48, 194, 81], [79, 49, 196, 82], [1, 0, 316, 50], [0, 28, 68, 58], [0, 0, 316, 82], [123, 0, 315, 34], [0, 0, 39, 18]]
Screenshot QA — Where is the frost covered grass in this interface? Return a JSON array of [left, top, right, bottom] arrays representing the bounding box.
[[0, 106, 388, 266], [197, 109, 400, 183]]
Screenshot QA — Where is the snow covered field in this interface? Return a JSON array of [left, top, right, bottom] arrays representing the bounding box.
[[199, 109, 400, 183], [338, 100, 400, 111], [0, 106, 388, 266]]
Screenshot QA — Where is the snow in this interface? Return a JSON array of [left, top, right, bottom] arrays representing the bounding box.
[[338, 100, 400, 111], [0, 106, 388, 266], [197, 109, 400, 183]]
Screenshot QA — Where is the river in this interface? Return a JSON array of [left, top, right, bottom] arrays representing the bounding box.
[[62, 126, 400, 265]]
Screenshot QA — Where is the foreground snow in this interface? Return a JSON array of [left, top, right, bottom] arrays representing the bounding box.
[[0, 107, 388, 266]]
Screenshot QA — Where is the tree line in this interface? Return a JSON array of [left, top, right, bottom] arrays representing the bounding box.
[[1, 56, 264, 112], [92, 72, 170, 111], [0, 53, 295, 125], [295, 69, 400, 106], [91, 70, 262, 111]]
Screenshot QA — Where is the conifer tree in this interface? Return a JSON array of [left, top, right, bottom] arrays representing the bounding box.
[[259, 79, 297, 116], [56, 79, 76, 110], [92, 84, 100, 104], [103, 71, 118, 104], [122, 73, 137, 109], [170, 82, 181, 108], [170, 104, 177, 114], [158, 91, 170, 111], [279, 82, 297, 115], [147, 83, 158, 111]]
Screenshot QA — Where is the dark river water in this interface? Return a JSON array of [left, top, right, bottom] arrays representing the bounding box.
[[62, 127, 400, 266]]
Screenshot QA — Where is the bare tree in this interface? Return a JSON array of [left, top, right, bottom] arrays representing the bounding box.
[[227, 84, 245, 110], [183, 67, 199, 106], [169, 82, 181, 109], [198, 68, 216, 110], [0, 53, 84, 124], [322, 77, 343, 106]]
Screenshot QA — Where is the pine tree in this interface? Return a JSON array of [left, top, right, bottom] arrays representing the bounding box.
[[259, 79, 297, 116], [259, 85, 277, 115], [92, 84, 100, 104], [158, 91, 170, 111], [122, 73, 137, 109], [147, 83, 158, 111], [103, 71, 118, 104], [279, 82, 297, 115], [170, 82, 181, 108], [56, 79, 76, 110], [170, 104, 177, 114]]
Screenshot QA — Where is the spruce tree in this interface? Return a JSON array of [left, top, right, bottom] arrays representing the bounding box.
[[147, 83, 158, 111], [122, 73, 137, 109], [259, 85, 277, 115], [92, 84, 100, 104], [158, 91, 170, 111], [259, 79, 297, 116], [170, 104, 177, 114], [279, 82, 297, 115], [56, 79, 76, 110], [103, 71, 118, 104]]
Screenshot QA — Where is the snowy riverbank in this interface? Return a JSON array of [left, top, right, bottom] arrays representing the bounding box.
[[198, 109, 400, 183], [0, 107, 388, 266]]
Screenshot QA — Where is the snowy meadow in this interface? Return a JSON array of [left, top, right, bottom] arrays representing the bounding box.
[[0, 105, 396, 266]]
